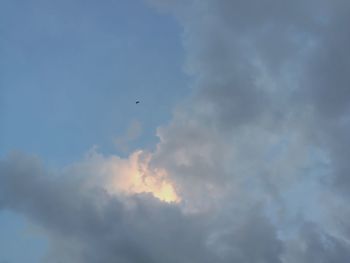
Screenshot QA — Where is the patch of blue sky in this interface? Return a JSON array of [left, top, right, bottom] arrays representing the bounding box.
[[0, 0, 189, 166], [0, 210, 48, 263]]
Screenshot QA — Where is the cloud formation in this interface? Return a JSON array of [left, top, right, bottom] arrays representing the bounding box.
[[1, 0, 350, 262]]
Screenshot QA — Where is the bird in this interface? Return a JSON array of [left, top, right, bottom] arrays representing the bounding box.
[[136, 100, 140, 104]]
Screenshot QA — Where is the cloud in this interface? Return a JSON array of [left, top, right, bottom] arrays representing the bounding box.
[[0, 152, 282, 263], [1, 0, 350, 262], [149, 0, 350, 258], [283, 222, 350, 263], [0, 153, 211, 263]]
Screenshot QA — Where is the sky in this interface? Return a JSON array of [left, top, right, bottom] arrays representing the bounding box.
[[1, 0, 350, 263]]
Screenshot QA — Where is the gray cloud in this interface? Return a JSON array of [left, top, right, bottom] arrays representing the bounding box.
[[151, 0, 350, 259], [0, 153, 214, 263], [283, 222, 350, 263], [0, 153, 284, 263]]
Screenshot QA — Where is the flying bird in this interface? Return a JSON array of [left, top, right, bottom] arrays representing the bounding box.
[[136, 101, 140, 104]]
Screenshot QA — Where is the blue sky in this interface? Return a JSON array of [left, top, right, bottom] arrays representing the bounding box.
[[0, 0, 187, 164], [0, 1, 187, 262]]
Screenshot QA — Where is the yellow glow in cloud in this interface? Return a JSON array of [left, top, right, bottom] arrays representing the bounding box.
[[107, 151, 180, 203]]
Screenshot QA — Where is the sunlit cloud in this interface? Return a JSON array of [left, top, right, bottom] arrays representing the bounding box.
[[76, 149, 181, 203], [106, 151, 180, 203]]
